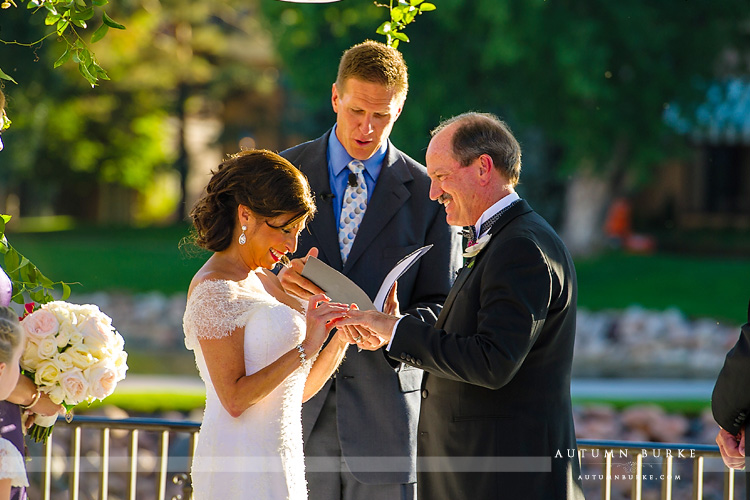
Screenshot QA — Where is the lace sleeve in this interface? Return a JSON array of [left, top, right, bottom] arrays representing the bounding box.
[[0, 438, 28, 487], [183, 279, 266, 350]]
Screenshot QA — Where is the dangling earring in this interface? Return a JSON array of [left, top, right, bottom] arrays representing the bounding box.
[[238, 225, 247, 245]]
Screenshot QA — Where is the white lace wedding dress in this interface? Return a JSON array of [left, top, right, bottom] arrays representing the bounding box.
[[183, 273, 312, 499]]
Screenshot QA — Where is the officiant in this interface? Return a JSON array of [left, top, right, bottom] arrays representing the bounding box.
[[277, 40, 462, 500]]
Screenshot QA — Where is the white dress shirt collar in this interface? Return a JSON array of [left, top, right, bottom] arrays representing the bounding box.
[[473, 192, 520, 239]]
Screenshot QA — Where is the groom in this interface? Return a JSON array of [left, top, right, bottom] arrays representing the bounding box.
[[339, 112, 585, 499]]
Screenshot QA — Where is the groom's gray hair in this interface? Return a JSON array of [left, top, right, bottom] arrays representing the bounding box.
[[431, 112, 522, 187]]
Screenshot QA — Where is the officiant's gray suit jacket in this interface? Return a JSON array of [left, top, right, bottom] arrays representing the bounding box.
[[281, 129, 462, 485]]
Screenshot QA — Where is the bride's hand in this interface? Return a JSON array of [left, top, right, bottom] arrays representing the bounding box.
[[303, 294, 349, 354], [335, 305, 387, 351], [279, 248, 325, 300]]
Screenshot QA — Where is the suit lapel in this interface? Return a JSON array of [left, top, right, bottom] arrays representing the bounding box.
[[435, 265, 473, 329], [298, 131, 344, 269], [434, 199, 533, 328], [342, 144, 413, 272]]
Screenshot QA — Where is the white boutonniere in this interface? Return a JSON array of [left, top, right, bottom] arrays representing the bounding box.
[[463, 233, 492, 259]]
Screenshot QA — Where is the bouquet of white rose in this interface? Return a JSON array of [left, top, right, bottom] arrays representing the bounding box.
[[20, 301, 128, 442]]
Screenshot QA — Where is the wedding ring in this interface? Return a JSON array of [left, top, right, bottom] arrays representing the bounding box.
[[354, 335, 362, 343], [278, 254, 291, 268]]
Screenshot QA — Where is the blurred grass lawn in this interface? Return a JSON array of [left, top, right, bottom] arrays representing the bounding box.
[[7, 223, 749, 324]]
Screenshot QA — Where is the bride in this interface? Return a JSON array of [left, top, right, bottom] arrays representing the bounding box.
[[182, 149, 352, 499]]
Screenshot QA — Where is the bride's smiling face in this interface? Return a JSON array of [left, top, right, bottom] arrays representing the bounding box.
[[242, 212, 306, 270]]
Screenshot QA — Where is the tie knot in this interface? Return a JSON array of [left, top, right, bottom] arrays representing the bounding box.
[[348, 160, 365, 175]]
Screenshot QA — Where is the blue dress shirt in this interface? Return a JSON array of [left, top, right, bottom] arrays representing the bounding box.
[[327, 125, 388, 224]]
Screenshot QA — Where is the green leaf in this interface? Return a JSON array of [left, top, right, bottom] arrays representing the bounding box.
[[410, 0, 424, 5], [91, 22, 108, 43], [93, 0, 108, 6], [71, 6, 94, 21], [71, 19, 88, 28], [0, 68, 17, 84], [102, 11, 125, 29], [61, 282, 71, 300], [0, 215, 11, 224], [4, 250, 19, 274], [391, 6, 405, 22], [56, 18, 70, 36], [78, 60, 97, 87], [376, 21, 392, 35], [392, 31, 409, 42], [419, 2, 436, 11], [54, 47, 72, 68], [391, 39, 400, 49], [45, 11, 61, 25]]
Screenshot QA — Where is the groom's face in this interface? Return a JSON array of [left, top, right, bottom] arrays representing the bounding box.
[[426, 127, 482, 227]]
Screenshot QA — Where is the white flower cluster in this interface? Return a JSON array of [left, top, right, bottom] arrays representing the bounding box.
[[20, 301, 128, 407]]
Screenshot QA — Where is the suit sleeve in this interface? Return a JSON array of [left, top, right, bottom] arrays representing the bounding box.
[[390, 236, 553, 389], [712, 301, 750, 435], [400, 207, 462, 325]]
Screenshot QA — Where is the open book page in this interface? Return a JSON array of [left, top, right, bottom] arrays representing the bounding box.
[[301, 245, 433, 312]]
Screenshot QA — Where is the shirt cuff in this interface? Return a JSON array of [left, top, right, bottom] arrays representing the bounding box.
[[385, 316, 405, 352]]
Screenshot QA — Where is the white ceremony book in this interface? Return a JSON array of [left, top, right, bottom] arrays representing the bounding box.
[[301, 245, 433, 311]]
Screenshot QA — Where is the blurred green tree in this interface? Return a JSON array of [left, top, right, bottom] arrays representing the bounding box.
[[1, 0, 275, 222], [261, 0, 750, 254]]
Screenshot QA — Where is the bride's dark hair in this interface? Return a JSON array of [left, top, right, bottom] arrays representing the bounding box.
[[0, 306, 23, 365], [189, 149, 316, 252]]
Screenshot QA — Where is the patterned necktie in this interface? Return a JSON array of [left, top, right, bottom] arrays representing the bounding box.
[[338, 160, 368, 264], [462, 199, 521, 244]]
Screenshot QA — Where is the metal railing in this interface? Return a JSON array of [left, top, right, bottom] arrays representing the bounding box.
[[28, 416, 200, 500], [25, 416, 745, 500], [576, 439, 743, 500]]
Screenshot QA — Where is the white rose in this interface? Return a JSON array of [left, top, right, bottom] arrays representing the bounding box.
[[85, 362, 119, 400], [112, 331, 125, 352], [22, 309, 59, 341], [37, 337, 58, 359], [66, 344, 95, 370], [46, 385, 65, 405], [114, 351, 129, 380], [80, 316, 114, 351], [60, 370, 89, 406], [35, 359, 63, 388], [55, 323, 74, 348], [47, 302, 73, 323], [68, 329, 83, 346], [20, 340, 41, 371], [55, 352, 75, 371]]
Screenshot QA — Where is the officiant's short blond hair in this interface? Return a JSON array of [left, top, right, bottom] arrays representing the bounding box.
[[336, 40, 408, 101]]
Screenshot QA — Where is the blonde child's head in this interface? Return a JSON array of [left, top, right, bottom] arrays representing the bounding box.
[[0, 306, 24, 400]]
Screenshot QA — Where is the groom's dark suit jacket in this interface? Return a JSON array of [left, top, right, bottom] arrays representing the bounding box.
[[281, 130, 462, 484], [390, 200, 585, 499]]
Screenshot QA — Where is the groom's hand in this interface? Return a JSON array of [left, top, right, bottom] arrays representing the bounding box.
[[279, 247, 325, 300], [338, 309, 399, 342]]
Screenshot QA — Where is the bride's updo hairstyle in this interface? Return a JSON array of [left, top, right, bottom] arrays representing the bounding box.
[[0, 306, 23, 365], [190, 149, 316, 252]]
